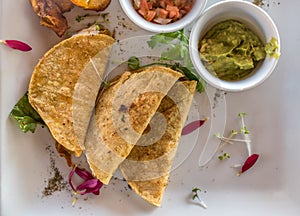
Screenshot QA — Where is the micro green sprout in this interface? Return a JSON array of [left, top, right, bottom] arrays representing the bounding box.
[[238, 112, 246, 117], [215, 129, 238, 146], [240, 126, 250, 134], [192, 187, 207, 209], [218, 152, 231, 160], [215, 113, 252, 155], [231, 129, 238, 135], [238, 112, 252, 156], [214, 112, 259, 175]]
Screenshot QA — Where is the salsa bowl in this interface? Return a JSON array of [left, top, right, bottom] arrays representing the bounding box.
[[119, 0, 207, 33]]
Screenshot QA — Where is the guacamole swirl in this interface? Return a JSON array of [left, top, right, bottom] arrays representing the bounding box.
[[199, 19, 266, 81]]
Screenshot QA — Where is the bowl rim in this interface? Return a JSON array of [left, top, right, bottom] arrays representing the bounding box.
[[119, 0, 207, 33], [189, 0, 281, 92]]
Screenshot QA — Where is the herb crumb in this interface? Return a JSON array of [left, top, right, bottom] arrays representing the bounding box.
[[42, 145, 69, 197]]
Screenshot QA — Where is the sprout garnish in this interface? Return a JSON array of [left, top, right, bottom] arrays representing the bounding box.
[[215, 112, 260, 175], [192, 187, 207, 209]]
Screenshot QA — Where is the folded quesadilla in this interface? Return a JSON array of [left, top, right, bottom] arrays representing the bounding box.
[[120, 80, 197, 206], [84, 66, 183, 185], [28, 34, 114, 156]]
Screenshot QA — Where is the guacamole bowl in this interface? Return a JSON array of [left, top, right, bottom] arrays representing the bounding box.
[[119, 0, 207, 33], [189, 0, 280, 92]]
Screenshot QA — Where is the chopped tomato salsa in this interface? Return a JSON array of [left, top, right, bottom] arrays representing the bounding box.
[[133, 0, 194, 24]]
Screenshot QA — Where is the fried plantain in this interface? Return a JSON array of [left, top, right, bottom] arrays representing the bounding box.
[[29, 0, 74, 37]]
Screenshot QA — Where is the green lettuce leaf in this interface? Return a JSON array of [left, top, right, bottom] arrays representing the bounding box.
[[10, 92, 46, 133]]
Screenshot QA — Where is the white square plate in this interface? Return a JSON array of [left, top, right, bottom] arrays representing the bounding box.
[[1, 0, 300, 216]]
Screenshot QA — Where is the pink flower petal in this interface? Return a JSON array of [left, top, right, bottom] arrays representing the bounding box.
[[238, 154, 259, 176], [1, 39, 32, 52], [181, 119, 207, 135], [92, 181, 103, 195], [68, 166, 103, 195], [92, 190, 100, 195], [77, 180, 103, 195], [77, 179, 99, 191], [68, 167, 77, 193], [75, 167, 94, 180], [78, 188, 94, 195], [80, 182, 103, 195]]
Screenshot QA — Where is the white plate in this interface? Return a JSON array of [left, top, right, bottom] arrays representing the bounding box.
[[1, 0, 300, 216]]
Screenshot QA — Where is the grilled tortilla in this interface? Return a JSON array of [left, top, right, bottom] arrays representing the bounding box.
[[84, 66, 183, 185], [120, 80, 197, 206], [28, 34, 114, 156]]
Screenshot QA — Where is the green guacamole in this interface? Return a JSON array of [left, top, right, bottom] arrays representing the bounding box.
[[265, 37, 280, 59], [199, 19, 266, 81]]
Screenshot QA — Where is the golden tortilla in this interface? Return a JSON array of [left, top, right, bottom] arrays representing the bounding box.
[[28, 34, 114, 156], [120, 80, 197, 206], [84, 66, 183, 185]]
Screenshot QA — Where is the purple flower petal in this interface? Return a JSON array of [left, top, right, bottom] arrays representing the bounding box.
[[79, 187, 98, 195], [68, 166, 103, 196], [77, 179, 99, 191], [92, 181, 103, 195], [68, 167, 77, 193], [92, 190, 100, 195], [1, 39, 32, 52], [75, 167, 94, 180], [238, 154, 259, 176], [181, 119, 207, 135], [77, 180, 103, 195]]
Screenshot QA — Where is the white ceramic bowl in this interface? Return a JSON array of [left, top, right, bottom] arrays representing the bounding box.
[[189, 0, 280, 92], [119, 0, 207, 33]]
